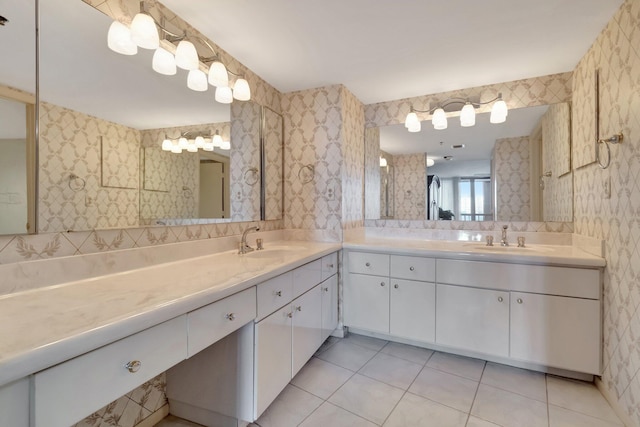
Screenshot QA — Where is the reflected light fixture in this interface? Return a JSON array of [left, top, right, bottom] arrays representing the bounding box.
[[405, 93, 508, 132], [426, 158, 435, 167], [130, 12, 159, 49], [162, 131, 228, 154], [380, 157, 388, 167], [212, 131, 224, 147], [107, 21, 137, 55], [215, 86, 234, 104], [219, 140, 231, 150], [187, 69, 208, 91]]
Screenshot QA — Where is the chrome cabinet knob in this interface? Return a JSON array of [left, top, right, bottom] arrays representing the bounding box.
[[226, 313, 236, 321], [296, 306, 302, 312], [287, 312, 293, 318], [394, 284, 399, 289], [365, 262, 371, 267], [328, 263, 334, 268], [275, 290, 282, 297], [409, 266, 415, 271], [322, 287, 329, 292], [124, 360, 141, 373], [498, 296, 503, 302], [380, 282, 385, 287], [517, 298, 523, 304]]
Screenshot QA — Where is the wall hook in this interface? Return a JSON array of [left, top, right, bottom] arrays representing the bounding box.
[[597, 132, 623, 169]]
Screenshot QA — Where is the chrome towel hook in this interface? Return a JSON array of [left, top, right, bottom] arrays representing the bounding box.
[[597, 133, 623, 169]]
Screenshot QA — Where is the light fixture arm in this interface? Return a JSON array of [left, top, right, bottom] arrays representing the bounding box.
[[194, 37, 245, 78], [410, 93, 504, 115]]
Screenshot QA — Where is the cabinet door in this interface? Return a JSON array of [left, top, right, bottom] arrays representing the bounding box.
[[510, 292, 601, 374], [292, 286, 323, 377], [254, 305, 292, 418], [0, 378, 29, 427], [321, 275, 338, 341], [436, 284, 509, 357], [321, 252, 338, 281], [344, 273, 390, 334], [390, 279, 435, 343]]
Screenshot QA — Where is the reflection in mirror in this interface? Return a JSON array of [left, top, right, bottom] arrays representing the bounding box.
[[262, 107, 284, 221], [0, 0, 36, 235], [364, 103, 573, 222]]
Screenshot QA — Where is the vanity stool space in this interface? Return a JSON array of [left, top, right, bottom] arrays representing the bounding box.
[[344, 248, 603, 376]]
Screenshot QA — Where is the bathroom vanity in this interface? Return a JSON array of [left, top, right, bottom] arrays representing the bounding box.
[[343, 238, 605, 377]]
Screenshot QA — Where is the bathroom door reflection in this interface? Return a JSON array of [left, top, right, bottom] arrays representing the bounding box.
[[381, 164, 394, 218]]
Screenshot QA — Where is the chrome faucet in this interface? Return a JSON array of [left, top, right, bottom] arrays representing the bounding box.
[[500, 225, 509, 246], [238, 226, 260, 254]]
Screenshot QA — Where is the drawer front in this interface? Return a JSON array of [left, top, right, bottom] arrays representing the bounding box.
[[348, 251, 390, 276], [292, 259, 322, 298], [437, 259, 600, 299], [321, 252, 339, 280], [257, 272, 293, 321], [390, 255, 435, 281], [33, 316, 187, 427], [188, 287, 257, 356]]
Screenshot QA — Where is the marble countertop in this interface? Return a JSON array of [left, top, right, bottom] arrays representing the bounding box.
[[344, 236, 606, 268], [0, 240, 340, 387]]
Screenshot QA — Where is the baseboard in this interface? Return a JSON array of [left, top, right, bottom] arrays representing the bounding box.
[[136, 404, 169, 427], [595, 378, 634, 427]]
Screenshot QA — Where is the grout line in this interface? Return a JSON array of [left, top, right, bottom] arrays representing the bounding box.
[[546, 374, 550, 427], [464, 360, 487, 426]]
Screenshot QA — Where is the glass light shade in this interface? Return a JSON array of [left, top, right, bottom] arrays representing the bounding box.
[[432, 108, 448, 130], [107, 21, 137, 55], [195, 136, 205, 148], [208, 61, 229, 87], [130, 13, 159, 49], [152, 47, 176, 75], [426, 158, 435, 167], [460, 103, 476, 127], [186, 141, 198, 153], [212, 133, 224, 147], [490, 99, 508, 124], [175, 40, 199, 70], [178, 137, 188, 149], [215, 86, 233, 104], [219, 140, 231, 150], [170, 141, 182, 153], [203, 141, 214, 151], [407, 120, 421, 133], [405, 111, 419, 129], [379, 157, 388, 167], [233, 78, 251, 101], [161, 138, 172, 151], [187, 69, 208, 92]]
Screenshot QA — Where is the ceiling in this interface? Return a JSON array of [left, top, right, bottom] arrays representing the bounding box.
[[161, 0, 623, 104]]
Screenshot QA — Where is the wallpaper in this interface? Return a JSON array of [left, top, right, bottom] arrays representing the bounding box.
[[393, 154, 427, 220], [340, 86, 365, 230], [364, 127, 381, 219], [263, 108, 284, 220], [39, 102, 140, 232], [572, 1, 640, 425], [494, 137, 531, 221]]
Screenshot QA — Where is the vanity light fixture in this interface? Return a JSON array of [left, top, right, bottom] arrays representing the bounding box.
[[405, 93, 508, 132], [426, 158, 435, 167], [161, 131, 229, 154], [380, 157, 388, 167], [106, 1, 251, 102]]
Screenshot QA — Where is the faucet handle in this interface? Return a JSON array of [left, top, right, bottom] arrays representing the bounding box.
[[486, 235, 494, 246], [502, 225, 508, 230], [256, 238, 264, 250]]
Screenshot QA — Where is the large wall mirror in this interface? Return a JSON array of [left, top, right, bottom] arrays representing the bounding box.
[[365, 103, 573, 222], [0, 0, 283, 236]]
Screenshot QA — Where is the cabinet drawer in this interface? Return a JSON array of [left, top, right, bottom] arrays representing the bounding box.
[[437, 259, 600, 299], [188, 287, 257, 356], [257, 272, 293, 321], [390, 255, 435, 281], [348, 251, 390, 276], [321, 252, 338, 280], [33, 316, 187, 427], [292, 259, 322, 298]]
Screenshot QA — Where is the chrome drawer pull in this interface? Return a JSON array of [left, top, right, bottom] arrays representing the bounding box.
[[124, 360, 141, 373], [226, 313, 236, 321], [409, 266, 415, 271], [380, 282, 385, 287], [365, 262, 371, 267], [517, 298, 523, 304], [275, 290, 282, 297], [394, 284, 399, 289], [498, 296, 503, 302]]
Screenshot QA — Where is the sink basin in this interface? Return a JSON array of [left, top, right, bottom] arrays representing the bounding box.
[[462, 243, 554, 253], [242, 245, 304, 259]]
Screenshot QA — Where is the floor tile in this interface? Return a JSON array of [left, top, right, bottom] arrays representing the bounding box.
[[359, 352, 423, 390], [255, 384, 323, 427], [380, 341, 434, 365], [291, 357, 354, 399], [471, 384, 548, 427], [465, 416, 502, 427], [328, 373, 404, 425], [342, 333, 389, 351], [549, 404, 624, 427], [299, 402, 377, 427], [314, 336, 341, 356], [408, 367, 479, 412], [480, 362, 547, 402], [546, 376, 622, 425], [426, 352, 486, 381], [383, 392, 468, 427], [316, 340, 377, 372]]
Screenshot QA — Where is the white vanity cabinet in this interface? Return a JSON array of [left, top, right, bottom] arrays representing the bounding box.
[[345, 252, 437, 342], [0, 378, 29, 427], [435, 284, 510, 357], [321, 274, 339, 341]]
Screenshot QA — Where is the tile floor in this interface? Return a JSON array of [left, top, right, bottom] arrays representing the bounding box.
[[157, 334, 625, 427]]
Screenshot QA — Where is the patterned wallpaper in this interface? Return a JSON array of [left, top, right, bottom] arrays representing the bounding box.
[[572, 1, 640, 425], [39, 102, 140, 232], [494, 137, 531, 221], [364, 127, 381, 219], [263, 107, 284, 220], [393, 154, 427, 220], [340, 86, 365, 230]]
